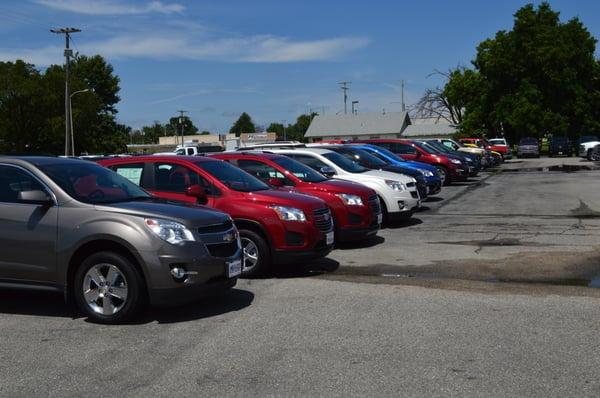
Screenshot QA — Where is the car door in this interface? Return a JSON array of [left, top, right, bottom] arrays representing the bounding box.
[[395, 143, 418, 161], [287, 154, 330, 173], [0, 165, 58, 284]]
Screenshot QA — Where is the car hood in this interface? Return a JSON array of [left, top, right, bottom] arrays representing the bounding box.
[[241, 189, 326, 211], [295, 178, 375, 197], [381, 165, 422, 179], [96, 199, 230, 226], [364, 169, 416, 183], [402, 161, 438, 173]]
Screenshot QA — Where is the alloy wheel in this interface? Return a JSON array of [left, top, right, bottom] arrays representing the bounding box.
[[82, 263, 128, 316], [241, 237, 259, 273]]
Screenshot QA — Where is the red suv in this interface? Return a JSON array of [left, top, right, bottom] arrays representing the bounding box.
[[211, 152, 381, 242], [99, 156, 334, 276], [355, 139, 467, 184]]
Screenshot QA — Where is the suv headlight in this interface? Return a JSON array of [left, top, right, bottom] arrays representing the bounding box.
[[270, 205, 307, 222], [385, 179, 407, 191], [336, 193, 363, 206], [450, 159, 462, 165], [419, 169, 434, 177], [145, 218, 195, 244]]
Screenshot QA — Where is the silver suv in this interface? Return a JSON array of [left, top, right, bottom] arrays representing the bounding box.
[[0, 157, 242, 323]]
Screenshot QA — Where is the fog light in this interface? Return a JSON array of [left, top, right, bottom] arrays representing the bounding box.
[[397, 201, 405, 210], [170, 267, 186, 279]]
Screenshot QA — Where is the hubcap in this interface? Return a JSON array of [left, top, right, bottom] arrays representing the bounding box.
[[437, 168, 447, 184], [241, 237, 259, 273], [82, 263, 128, 316]]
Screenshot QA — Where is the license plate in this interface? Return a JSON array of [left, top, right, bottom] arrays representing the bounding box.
[[227, 259, 242, 278], [326, 231, 334, 246], [377, 213, 383, 225]]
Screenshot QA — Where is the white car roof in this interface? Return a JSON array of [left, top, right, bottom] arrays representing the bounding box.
[[269, 147, 334, 156]]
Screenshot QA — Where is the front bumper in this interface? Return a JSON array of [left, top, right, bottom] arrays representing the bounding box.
[[273, 243, 333, 264], [427, 181, 442, 195], [337, 222, 380, 242]]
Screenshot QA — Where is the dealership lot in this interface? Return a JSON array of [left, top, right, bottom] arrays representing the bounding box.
[[1, 157, 600, 397]]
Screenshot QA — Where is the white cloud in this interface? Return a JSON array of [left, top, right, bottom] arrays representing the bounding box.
[[35, 0, 184, 15], [76, 33, 370, 63], [0, 46, 63, 66]]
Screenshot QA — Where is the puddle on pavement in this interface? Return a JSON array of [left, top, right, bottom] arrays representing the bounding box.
[[317, 262, 600, 290], [570, 200, 600, 219], [501, 164, 599, 173], [431, 237, 534, 247]]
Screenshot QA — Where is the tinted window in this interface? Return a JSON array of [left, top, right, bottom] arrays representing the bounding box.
[[0, 166, 47, 204], [425, 141, 451, 153], [272, 157, 327, 183], [322, 152, 367, 173], [364, 146, 406, 162], [395, 143, 417, 155], [237, 159, 294, 186], [196, 160, 269, 192], [413, 142, 438, 154], [286, 154, 330, 171], [337, 148, 389, 168], [154, 163, 202, 193], [39, 162, 150, 204]]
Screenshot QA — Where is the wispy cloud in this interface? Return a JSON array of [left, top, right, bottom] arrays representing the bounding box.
[[35, 0, 184, 15], [147, 86, 263, 105]]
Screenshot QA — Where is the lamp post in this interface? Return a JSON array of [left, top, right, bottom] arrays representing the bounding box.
[[351, 100, 359, 115], [69, 88, 91, 156]]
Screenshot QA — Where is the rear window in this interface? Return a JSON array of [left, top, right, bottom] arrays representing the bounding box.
[[520, 138, 538, 145]]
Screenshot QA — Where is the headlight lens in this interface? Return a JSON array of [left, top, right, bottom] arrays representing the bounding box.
[[271, 205, 307, 222], [336, 193, 364, 206], [385, 179, 407, 191], [145, 218, 195, 244], [450, 159, 462, 165], [419, 169, 434, 177]]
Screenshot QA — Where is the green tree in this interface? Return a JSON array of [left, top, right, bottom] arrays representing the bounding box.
[[165, 116, 198, 136], [266, 122, 284, 138], [229, 112, 256, 136], [141, 121, 166, 144], [199, 130, 211, 135], [447, 2, 600, 143]]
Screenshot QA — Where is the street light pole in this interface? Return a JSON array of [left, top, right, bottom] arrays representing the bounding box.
[[69, 88, 91, 155]]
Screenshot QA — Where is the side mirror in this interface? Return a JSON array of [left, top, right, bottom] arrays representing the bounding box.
[[319, 166, 336, 178], [185, 184, 208, 205], [18, 190, 53, 205], [267, 177, 284, 188]]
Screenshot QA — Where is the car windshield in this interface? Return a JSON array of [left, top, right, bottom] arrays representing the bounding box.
[[196, 160, 270, 192], [413, 141, 440, 155], [273, 156, 327, 183], [520, 138, 538, 145], [580, 136, 598, 143], [338, 148, 389, 168], [364, 146, 406, 162], [552, 137, 569, 143], [425, 141, 452, 154], [322, 152, 368, 173], [38, 161, 151, 204]]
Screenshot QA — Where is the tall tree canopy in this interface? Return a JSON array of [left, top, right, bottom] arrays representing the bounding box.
[[419, 2, 600, 143], [0, 55, 127, 154], [229, 112, 256, 136]]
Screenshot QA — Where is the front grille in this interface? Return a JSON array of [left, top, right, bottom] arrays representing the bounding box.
[[368, 195, 381, 215], [313, 208, 333, 232], [206, 241, 239, 258], [198, 220, 234, 234], [407, 182, 416, 187], [410, 191, 419, 199]]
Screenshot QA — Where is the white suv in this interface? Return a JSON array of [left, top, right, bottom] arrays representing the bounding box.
[[269, 148, 421, 221], [578, 136, 600, 159]]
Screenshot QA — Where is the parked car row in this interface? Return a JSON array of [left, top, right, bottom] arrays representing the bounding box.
[[0, 138, 498, 323]]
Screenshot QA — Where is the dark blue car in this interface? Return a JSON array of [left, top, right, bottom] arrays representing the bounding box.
[[349, 144, 443, 196]]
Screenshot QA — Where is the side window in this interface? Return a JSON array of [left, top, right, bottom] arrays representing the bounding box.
[[153, 163, 202, 193], [175, 148, 185, 155], [236, 160, 293, 185], [110, 163, 145, 186], [186, 148, 195, 156], [396, 144, 416, 155], [0, 166, 47, 204], [288, 154, 328, 171]]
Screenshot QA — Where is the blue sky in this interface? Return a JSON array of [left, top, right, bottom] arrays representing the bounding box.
[[0, 0, 599, 133]]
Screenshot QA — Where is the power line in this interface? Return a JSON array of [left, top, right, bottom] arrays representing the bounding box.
[[338, 81, 351, 115], [50, 27, 81, 156]]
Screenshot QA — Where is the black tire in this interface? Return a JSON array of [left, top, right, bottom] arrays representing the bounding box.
[[436, 166, 450, 186], [74, 251, 146, 324], [239, 229, 271, 277], [378, 196, 389, 226], [587, 149, 593, 161]]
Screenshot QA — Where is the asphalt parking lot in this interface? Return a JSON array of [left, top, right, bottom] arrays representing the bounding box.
[[2, 157, 600, 397]]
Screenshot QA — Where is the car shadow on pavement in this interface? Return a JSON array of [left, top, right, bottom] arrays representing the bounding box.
[[384, 217, 423, 229], [424, 196, 444, 203], [271, 258, 340, 279], [0, 287, 254, 325], [141, 288, 254, 324], [335, 235, 385, 250]]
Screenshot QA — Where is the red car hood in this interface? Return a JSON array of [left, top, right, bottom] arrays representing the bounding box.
[[241, 189, 326, 211]]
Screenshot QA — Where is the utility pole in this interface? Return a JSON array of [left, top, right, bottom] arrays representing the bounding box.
[[338, 81, 351, 114], [401, 79, 406, 112], [51, 27, 81, 157], [176, 110, 188, 146]]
